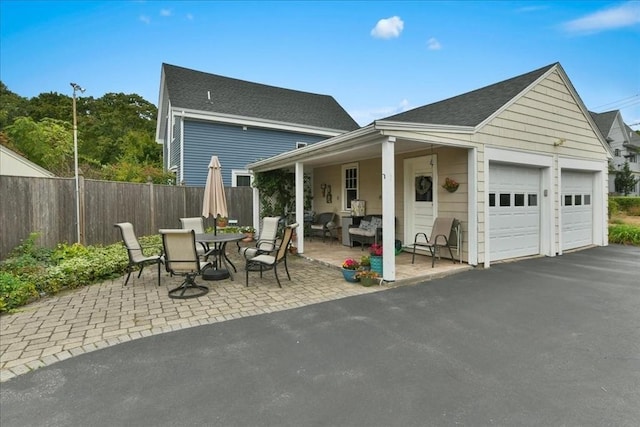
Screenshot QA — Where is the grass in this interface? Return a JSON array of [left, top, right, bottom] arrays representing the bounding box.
[[609, 212, 640, 245]]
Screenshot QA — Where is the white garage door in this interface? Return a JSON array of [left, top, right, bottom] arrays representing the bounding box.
[[561, 171, 593, 250], [489, 164, 541, 261]]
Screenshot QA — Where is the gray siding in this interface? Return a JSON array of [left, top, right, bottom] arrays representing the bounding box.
[[182, 120, 325, 186]]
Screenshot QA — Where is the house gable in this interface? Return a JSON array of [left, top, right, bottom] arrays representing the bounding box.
[[476, 67, 610, 160]]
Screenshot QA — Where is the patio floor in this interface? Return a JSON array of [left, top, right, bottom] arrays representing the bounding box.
[[300, 236, 471, 284]]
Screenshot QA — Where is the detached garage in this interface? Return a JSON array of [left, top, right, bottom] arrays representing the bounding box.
[[249, 62, 612, 281]]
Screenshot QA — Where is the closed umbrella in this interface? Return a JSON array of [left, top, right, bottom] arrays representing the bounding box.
[[202, 156, 228, 235]]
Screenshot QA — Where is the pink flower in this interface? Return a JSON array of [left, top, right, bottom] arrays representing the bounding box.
[[369, 243, 383, 256], [342, 258, 360, 270]]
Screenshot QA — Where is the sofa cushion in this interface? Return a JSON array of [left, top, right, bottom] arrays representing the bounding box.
[[350, 228, 376, 237], [369, 216, 382, 229]]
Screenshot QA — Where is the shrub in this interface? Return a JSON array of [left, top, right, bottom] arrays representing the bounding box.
[[0, 271, 38, 313], [608, 198, 619, 216], [609, 224, 640, 246], [0, 233, 164, 311], [610, 196, 640, 213]]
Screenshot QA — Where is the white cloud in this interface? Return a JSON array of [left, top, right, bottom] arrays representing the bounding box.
[[350, 99, 412, 126], [139, 15, 151, 24], [562, 1, 640, 34], [370, 16, 404, 39], [516, 5, 548, 13], [160, 9, 171, 17], [427, 37, 441, 50]]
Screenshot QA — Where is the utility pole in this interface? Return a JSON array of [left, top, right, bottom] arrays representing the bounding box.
[[70, 82, 85, 244]]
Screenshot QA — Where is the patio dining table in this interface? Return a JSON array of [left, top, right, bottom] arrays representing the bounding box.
[[196, 233, 245, 281]]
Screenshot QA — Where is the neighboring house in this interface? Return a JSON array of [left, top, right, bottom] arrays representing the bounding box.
[[0, 145, 55, 178], [590, 110, 640, 195], [155, 63, 359, 187], [249, 62, 612, 282]]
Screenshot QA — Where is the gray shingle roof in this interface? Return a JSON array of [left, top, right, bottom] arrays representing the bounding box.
[[589, 110, 618, 139], [381, 63, 558, 127], [162, 63, 359, 132]]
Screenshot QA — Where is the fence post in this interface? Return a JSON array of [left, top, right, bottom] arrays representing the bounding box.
[[147, 176, 155, 235], [79, 170, 86, 245]]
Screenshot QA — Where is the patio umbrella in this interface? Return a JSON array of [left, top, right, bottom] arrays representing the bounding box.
[[202, 156, 228, 235]]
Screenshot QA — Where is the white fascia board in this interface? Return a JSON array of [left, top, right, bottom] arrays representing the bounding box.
[[155, 71, 167, 144], [248, 125, 379, 171], [171, 107, 345, 137], [374, 120, 475, 134]]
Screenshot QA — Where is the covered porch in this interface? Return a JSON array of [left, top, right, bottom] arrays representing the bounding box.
[[301, 238, 472, 285]]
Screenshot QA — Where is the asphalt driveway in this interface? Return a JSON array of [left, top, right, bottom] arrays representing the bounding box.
[[2, 245, 639, 427]]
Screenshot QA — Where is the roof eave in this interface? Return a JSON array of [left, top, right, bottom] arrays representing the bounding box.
[[248, 124, 379, 171], [171, 107, 349, 137], [374, 120, 475, 134]]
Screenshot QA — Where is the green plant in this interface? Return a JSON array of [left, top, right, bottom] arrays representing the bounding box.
[[0, 233, 164, 311], [360, 255, 370, 266], [252, 169, 312, 219], [240, 226, 256, 233], [608, 224, 640, 245], [0, 271, 38, 312], [369, 243, 383, 256], [355, 270, 379, 279]]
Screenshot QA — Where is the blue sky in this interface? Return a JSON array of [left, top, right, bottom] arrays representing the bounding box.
[[1, 1, 639, 128]]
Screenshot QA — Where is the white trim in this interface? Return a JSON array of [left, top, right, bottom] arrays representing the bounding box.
[[382, 137, 396, 282], [179, 117, 185, 185], [557, 157, 608, 252], [467, 148, 478, 266], [375, 120, 475, 134], [341, 162, 359, 212], [231, 169, 252, 187], [295, 162, 305, 253], [171, 108, 344, 137], [484, 147, 554, 267]]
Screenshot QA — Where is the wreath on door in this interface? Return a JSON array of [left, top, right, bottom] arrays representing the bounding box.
[[415, 175, 433, 202]]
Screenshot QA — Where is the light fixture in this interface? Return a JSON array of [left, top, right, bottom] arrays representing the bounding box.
[[71, 82, 85, 244], [553, 138, 566, 147]]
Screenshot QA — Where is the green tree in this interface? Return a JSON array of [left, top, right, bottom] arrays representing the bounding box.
[[614, 162, 640, 195], [0, 82, 29, 130], [4, 117, 74, 176]]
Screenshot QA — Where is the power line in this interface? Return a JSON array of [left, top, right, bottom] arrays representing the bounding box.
[[593, 94, 639, 110]]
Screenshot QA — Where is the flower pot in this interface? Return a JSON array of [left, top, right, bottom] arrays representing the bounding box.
[[242, 232, 255, 242], [360, 276, 380, 287], [370, 256, 383, 276], [341, 268, 359, 283]]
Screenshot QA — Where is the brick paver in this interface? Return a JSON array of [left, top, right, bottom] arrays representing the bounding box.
[[0, 251, 384, 382]]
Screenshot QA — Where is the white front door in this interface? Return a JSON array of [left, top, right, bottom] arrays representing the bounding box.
[[404, 155, 437, 246]]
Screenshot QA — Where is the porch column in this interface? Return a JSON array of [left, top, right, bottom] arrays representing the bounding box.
[[294, 161, 305, 253], [467, 147, 478, 266], [382, 136, 396, 282]]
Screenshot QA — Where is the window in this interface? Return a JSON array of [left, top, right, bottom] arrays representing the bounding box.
[[342, 163, 358, 211], [296, 142, 308, 149], [489, 193, 496, 207], [584, 194, 591, 205], [629, 154, 637, 163], [575, 195, 582, 205], [499, 193, 510, 207], [564, 195, 572, 206], [514, 193, 525, 207], [614, 149, 620, 157], [232, 170, 252, 187], [528, 194, 538, 206]]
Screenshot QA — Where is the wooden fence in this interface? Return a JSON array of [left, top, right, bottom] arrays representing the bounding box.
[[0, 175, 253, 260]]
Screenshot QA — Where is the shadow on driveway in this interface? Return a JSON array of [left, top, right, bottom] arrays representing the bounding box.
[[2, 245, 639, 426]]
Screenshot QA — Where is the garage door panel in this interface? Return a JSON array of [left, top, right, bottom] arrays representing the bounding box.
[[489, 164, 541, 261], [562, 171, 593, 250]]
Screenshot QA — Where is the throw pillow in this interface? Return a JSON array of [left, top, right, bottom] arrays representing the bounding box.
[[358, 219, 371, 230]]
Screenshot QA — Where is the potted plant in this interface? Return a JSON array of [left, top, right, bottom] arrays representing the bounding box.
[[216, 216, 229, 227], [369, 243, 383, 275], [442, 177, 460, 193], [341, 258, 360, 282], [356, 270, 381, 287], [360, 255, 371, 271], [240, 226, 256, 242]]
